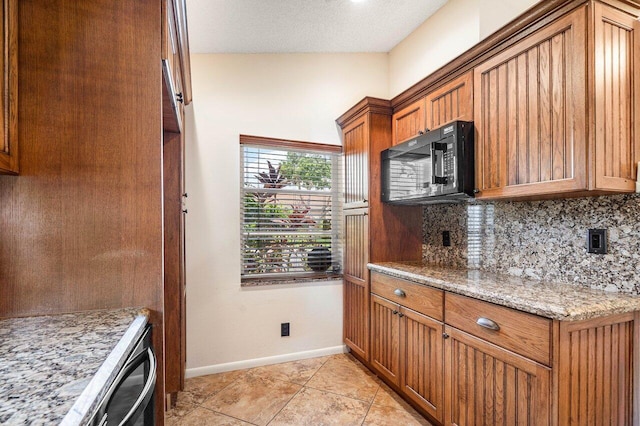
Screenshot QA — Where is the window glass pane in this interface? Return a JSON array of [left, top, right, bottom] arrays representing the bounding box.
[[240, 143, 342, 280]]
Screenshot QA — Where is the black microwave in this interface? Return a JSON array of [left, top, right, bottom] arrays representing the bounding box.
[[381, 121, 474, 204]]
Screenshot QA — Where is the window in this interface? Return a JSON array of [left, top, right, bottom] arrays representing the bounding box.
[[240, 135, 343, 282]]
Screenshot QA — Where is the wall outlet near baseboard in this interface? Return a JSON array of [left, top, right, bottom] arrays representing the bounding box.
[[281, 322, 290, 337]]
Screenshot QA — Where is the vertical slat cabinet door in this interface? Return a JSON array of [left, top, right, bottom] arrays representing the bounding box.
[[473, 6, 587, 199], [392, 98, 426, 146], [400, 307, 444, 424], [443, 327, 551, 426], [557, 313, 635, 425], [593, 3, 639, 192], [370, 294, 400, 386], [343, 115, 369, 209], [0, 0, 18, 174], [425, 71, 473, 131], [343, 208, 370, 360]]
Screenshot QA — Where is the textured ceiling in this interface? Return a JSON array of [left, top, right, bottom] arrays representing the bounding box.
[[186, 0, 448, 53]]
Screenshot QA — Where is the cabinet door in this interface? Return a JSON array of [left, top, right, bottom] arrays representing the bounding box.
[[343, 115, 369, 209], [593, 3, 639, 192], [162, 0, 184, 133], [558, 313, 636, 425], [400, 307, 444, 423], [474, 7, 587, 199], [425, 71, 473, 131], [370, 294, 400, 386], [444, 326, 551, 426], [343, 208, 369, 360], [392, 98, 426, 146], [0, 0, 18, 174]]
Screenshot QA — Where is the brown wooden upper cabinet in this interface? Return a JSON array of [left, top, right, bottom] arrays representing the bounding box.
[[392, 72, 473, 146], [474, 3, 639, 200], [0, 0, 18, 175], [342, 114, 370, 209], [162, 0, 192, 133]]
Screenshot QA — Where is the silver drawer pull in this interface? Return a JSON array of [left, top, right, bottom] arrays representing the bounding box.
[[476, 317, 500, 331], [393, 288, 406, 297]]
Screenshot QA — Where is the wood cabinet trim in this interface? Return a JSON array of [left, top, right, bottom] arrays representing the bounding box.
[[239, 134, 342, 153], [0, 0, 18, 174], [335, 97, 392, 128]]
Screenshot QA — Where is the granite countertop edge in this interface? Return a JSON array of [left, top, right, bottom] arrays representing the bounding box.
[[368, 262, 640, 321], [60, 311, 149, 426]]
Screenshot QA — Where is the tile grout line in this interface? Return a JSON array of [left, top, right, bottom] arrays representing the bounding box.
[[197, 405, 260, 426], [359, 384, 382, 425], [264, 383, 305, 425]]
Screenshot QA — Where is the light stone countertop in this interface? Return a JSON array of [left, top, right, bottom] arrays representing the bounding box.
[[0, 308, 149, 425], [368, 262, 640, 321]]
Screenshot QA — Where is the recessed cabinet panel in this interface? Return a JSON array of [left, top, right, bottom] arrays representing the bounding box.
[[344, 208, 369, 282], [558, 314, 636, 425], [444, 326, 551, 426], [593, 3, 639, 191], [344, 276, 369, 361], [425, 72, 473, 131], [392, 98, 426, 146], [401, 307, 444, 423], [474, 7, 587, 199], [370, 294, 401, 385], [343, 117, 369, 208]]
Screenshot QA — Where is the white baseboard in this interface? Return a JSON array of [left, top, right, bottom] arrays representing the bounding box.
[[185, 345, 348, 379]]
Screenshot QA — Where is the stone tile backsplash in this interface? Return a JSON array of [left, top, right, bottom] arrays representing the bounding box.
[[422, 194, 640, 294]]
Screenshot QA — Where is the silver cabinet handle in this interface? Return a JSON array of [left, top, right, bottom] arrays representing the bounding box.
[[393, 288, 406, 298], [476, 317, 500, 331]]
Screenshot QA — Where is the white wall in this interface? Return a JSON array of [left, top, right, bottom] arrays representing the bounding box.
[[185, 53, 389, 372], [388, 0, 540, 97], [389, 0, 479, 97], [479, 0, 540, 40]]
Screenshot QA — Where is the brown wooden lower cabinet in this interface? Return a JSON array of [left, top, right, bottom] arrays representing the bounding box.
[[344, 276, 369, 361], [364, 272, 639, 425], [444, 326, 551, 425], [370, 293, 444, 423]]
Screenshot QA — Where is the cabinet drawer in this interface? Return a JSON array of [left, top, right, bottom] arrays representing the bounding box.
[[445, 292, 551, 366], [371, 272, 443, 321]]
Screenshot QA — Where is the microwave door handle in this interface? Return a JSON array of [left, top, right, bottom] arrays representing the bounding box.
[[117, 348, 157, 426], [431, 143, 448, 185]]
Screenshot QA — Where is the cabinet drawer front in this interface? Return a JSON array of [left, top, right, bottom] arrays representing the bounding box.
[[445, 292, 551, 365], [371, 272, 443, 321]]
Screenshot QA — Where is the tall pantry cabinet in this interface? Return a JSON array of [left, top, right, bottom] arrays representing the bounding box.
[[337, 98, 422, 362], [163, 0, 191, 402], [0, 0, 192, 420]]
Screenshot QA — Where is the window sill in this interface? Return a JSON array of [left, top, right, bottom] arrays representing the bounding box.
[[241, 273, 343, 287]]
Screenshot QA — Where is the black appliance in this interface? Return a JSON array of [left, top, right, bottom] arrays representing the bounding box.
[[90, 326, 156, 426], [381, 121, 474, 204]]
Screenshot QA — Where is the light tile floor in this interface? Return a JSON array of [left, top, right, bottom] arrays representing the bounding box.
[[166, 353, 433, 426]]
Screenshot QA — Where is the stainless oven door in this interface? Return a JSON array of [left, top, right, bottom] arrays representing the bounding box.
[[92, 327, 156, 426]]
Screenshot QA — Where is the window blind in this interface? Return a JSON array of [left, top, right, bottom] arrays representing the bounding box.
[[240, 139, 343, 280]]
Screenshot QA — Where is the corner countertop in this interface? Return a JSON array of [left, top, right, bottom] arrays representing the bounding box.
[[0, 308, 149, 425], [368, 262, 640, 321]]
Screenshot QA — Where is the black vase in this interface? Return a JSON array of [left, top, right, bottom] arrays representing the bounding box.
[[307, 247, 332, 272]]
